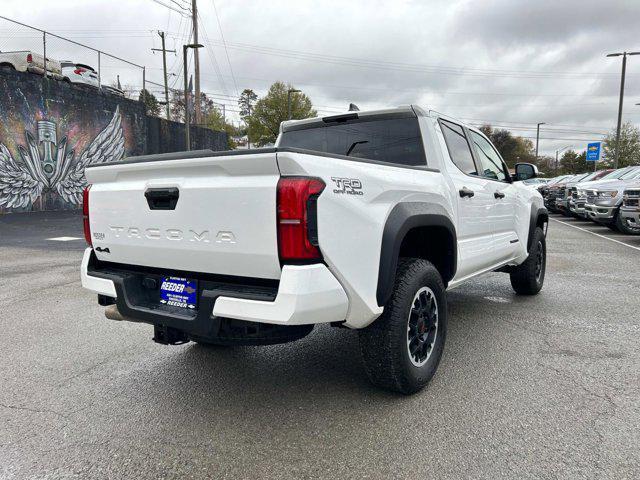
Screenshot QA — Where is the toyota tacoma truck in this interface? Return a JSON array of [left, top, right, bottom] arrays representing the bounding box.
[[80, 106, 548, 394]]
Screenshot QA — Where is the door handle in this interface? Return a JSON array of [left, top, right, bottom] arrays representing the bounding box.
[[494, 191, 506, 199], [459, 187, 475, 198], [145, 187, 180, 210]]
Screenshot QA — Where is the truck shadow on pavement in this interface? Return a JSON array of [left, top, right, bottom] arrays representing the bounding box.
[[123, 276, 524, 411]]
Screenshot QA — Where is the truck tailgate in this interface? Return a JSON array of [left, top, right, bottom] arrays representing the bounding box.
[[86, 152, 282, 279]]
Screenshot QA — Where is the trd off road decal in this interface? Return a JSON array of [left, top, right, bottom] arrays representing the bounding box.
[[331, 177, 363, 195]]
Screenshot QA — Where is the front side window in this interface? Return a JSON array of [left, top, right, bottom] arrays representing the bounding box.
[[439, 120, 477, 175], [470, 131, 507, 182], [279, 117, 427, 167]]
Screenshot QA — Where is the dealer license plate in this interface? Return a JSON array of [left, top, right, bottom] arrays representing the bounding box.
[[159, 276, 198, 310]]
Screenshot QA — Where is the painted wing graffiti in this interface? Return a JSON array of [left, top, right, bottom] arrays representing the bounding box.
[[0, 142, 44, 209], [0, 106, 125, 209], [56, 106, 125, 204]]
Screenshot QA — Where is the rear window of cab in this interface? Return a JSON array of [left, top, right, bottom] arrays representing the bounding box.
[[279, 116, 427, 167]]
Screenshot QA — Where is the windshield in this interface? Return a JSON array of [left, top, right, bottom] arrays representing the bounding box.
[[279, 117, 427, 167], [580, 172, 598, 182], [619, 167, 640, 180], [549, 175, 570, 185], [600, 167, 631, 180]]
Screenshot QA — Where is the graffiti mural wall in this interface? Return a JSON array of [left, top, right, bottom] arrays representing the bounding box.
[[0, 69, 145, 213]]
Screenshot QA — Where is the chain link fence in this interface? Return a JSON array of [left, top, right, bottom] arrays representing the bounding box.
[[0, 16, 146, 97]]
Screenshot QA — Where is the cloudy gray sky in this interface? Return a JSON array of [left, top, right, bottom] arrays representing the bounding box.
[[2, 0, 640, 156]]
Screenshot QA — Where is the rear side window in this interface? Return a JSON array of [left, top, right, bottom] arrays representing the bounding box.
[[439, 120, 477, 175], [279, 117, 427, 167]]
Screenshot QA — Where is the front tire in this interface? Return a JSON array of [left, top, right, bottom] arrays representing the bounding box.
[[359, 258, 447, 395], [510, 227, 546, 295]]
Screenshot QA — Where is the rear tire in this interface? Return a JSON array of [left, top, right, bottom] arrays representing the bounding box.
[[510, 227, 546, 295], [359, 258, 447, 395]]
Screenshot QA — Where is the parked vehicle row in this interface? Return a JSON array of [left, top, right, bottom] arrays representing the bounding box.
[[539, 166, 640, 235], [0, 50, 124, 96]]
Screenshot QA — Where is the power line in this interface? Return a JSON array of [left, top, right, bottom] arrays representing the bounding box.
[[202, 39, 640, 80], [196, 10, 228, 95], [148, 0, 191, 16], [197, 71, 631, 99], [210, 0, 238, 97]]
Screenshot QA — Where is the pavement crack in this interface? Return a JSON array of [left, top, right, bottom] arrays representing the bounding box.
[[0, 402, 69, 419]]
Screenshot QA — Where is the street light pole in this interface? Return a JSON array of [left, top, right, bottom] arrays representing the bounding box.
[[183, 43, 203, 151], [606, 51, 640, 169], [287, 88, 301, 120], [535, 122, 545, 159]]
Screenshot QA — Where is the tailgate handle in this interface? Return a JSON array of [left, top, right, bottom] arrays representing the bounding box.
[[145, 188, 179, 210]]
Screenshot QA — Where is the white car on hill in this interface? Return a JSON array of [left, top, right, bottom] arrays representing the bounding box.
[[61, 61, 99, 88]]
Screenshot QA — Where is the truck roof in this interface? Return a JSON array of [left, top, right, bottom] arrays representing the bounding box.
[[280, 105, 468, 134]]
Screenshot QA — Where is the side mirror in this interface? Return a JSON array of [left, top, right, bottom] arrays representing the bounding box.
[[514, 163, 538, 181]]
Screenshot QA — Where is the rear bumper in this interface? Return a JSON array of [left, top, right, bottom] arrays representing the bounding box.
[[27, 66, 63, 80], [81, 248, 348, 329]]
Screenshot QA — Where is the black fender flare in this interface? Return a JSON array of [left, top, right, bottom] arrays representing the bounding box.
[[376, 202, 457, 306], [528, 205, 549, 252]]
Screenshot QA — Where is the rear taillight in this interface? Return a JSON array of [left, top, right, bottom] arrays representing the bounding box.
[[74, 67, 86, 75], [82, 186, 92, 246], [26, 53, 32, 63], [277, 177, 325, 261]]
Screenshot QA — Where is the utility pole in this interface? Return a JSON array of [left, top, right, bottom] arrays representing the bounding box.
[[183, 43, 203, 151], [192, 0, 201, 125], [535, 122, 545, 159], [606, 51, 640, 169], [152, 31, 176, 120], [555, 145, 572, 173]]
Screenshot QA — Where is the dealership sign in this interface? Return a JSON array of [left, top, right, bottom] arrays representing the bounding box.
[[586, 142, 601, 162]]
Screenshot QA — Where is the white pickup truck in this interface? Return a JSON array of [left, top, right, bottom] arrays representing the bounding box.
[[0, 50, 62, 79], [80, 106, 548, 394]]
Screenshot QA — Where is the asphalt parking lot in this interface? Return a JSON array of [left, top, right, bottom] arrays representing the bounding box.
[[1, 211, 639, 479]]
